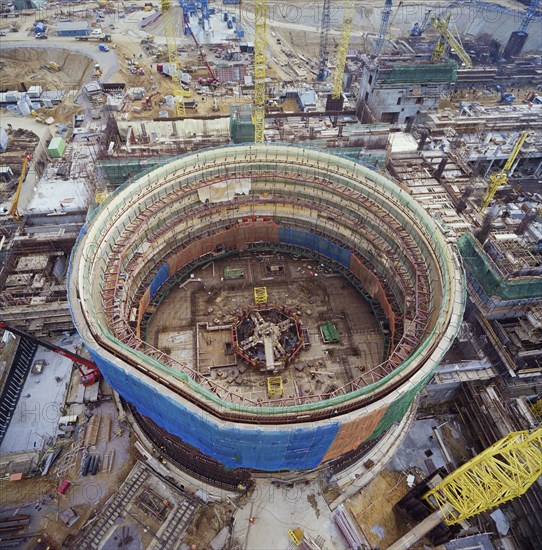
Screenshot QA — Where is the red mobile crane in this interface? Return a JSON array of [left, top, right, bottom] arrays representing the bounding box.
[[0, 321, 101, 386], [184, 19, 218, 86]]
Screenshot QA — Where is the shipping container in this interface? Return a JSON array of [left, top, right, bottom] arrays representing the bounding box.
[[48, 136, 66, 158]]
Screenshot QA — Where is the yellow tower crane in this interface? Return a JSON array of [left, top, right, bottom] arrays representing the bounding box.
[[7, 153, 31, 219], [479, 131, 529, 212], [389, 426, 542, 549], [431, 14, 473, 68], [161, 0, 186, 117], [253, 0, 267, 143], [331, 0, 356, 101]]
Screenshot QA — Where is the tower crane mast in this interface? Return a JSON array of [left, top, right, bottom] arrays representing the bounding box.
[[519, 0, 540, 33], [479, 131, 529, 211], [253, 0, 267, 143], [431, 14, 473, 67], [317, 0, 331, 81], [331, 0, 355, 101], [161, 0, 186, 117]]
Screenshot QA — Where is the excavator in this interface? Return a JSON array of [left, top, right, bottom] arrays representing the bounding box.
[[142, 91, 160, 110], [0, 321, 101, 386]]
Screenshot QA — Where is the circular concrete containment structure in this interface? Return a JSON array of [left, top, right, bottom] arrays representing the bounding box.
[[69, 144, 464, 477]]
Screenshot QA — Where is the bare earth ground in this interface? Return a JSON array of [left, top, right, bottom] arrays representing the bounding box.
[[347, 469, 421, 549]]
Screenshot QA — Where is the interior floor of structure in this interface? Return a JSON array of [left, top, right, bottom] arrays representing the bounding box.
[[145, 252, 385, 403]]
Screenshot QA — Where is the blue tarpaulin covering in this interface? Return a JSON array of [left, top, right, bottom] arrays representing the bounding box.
[[90, 352, 340, 471], [279, 228, 351, 268], [149, 263, 170, 299]]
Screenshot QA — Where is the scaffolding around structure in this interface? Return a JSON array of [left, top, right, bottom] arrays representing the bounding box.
[[458, 232, 542, 303], [383, 61, 458, 84], [230, 105, 255, 143]]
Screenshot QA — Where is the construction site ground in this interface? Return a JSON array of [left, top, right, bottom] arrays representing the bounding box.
[[146, 253, 385, 403], [228, 479, 348, 550], [0, 377, 135, 549], [1, 0, 538, 127], [347, 469, 416, 549]]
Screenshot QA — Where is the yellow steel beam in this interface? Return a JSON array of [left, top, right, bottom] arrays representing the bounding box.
[[424, 427, 542, 525], [161, 0, 186, 117], [332, 0, 355, 100], [253, 0, 267, 142]]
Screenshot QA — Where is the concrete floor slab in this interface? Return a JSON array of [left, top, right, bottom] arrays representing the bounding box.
[[233, 480, 348, 550], [387, 418, 448, 476], [0, 335, 77, 455], [147, 253, 384, 405]]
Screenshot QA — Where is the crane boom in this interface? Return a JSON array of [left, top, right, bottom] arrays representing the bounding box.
[[479, 131, 529, 211], [253, 0, 267, 143], [431, 15, 473, 67], [184, 19, 217, 82], [519, 0, 540, 33], [389, 426, 542, 549], [317, 0, 331, 81], [7, 153, 31, 219], [374, 0, 393, 56], [0, 321, 101, 385], [425, 426, 542, 524], [161, 0, 186, 117], [331, 0, 355, 100]]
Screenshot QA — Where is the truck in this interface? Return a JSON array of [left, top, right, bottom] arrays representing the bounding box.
[[76, 33, 112, 42]]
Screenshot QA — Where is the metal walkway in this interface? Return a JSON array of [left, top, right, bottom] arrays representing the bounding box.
[[0, 337, 37, 448]]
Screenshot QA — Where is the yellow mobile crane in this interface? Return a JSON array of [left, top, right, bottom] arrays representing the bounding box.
[[479, 131, 529, 212], [431, 14, 473, 68], [161, 0, 187, 117], [7, 153, 31, 219], [389, 426, 542, 549]]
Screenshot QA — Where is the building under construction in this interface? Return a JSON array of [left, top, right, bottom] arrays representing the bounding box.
[[1, 0, 542, 548], [68, 144, 464, 474]]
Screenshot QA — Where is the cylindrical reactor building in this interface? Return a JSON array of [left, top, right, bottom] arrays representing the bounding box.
[[69, 144, 464, 473]]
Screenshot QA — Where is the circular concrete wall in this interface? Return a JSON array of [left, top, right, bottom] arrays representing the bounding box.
[[69, 144, 464, 471]]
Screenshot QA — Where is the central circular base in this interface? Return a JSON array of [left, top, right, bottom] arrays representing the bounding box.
[[233, 305, 303, 373], [145, 251, 387, 403]]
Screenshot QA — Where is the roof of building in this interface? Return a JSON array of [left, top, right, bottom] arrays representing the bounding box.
[[56, 21, 89, 31]]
